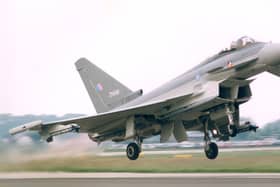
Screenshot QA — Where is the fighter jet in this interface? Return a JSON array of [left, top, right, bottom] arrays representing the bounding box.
[[9, 36, 280, 160]]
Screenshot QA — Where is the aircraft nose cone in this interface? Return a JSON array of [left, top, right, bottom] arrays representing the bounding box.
[[259, 43, 280, 66]]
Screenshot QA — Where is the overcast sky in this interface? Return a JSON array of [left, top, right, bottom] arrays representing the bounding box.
[[1, 0, 280, 127]]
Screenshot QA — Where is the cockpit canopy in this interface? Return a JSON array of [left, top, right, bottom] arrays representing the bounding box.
[[230, 36, 256, 50], [200, 36, 259, 68], [219, 36, 256, 54]]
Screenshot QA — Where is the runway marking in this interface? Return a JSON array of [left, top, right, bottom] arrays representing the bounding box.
[[1, 173, 280, 179], [174, 154, 192, 158], [98, 146, 280, 156], [2, 177, 280, 187]]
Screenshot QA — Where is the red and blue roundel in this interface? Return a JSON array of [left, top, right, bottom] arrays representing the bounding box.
[[95, 83, 103, 92]]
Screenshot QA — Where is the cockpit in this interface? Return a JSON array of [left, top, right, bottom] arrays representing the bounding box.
[[197, 36, 259, 69], [230, 36, 256, 49], [219, 36, 256, 54]]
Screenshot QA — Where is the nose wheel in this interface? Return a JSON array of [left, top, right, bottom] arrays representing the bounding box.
[[126, 142, 141, 160], [204, 142, 218, 159], [201, 116, 219, 160]]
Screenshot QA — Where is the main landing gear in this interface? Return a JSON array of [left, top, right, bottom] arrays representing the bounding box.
[[202, 117, 219, 160], [126, 137, 142, 160]]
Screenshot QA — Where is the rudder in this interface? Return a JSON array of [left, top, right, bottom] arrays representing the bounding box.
[[75, 58, 133, 113]]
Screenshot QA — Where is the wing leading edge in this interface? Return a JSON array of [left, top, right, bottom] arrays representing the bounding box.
[[9, 92, 194, 143]]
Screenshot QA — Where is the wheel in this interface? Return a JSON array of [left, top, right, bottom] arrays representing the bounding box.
[[204, 142, 218, 160], [46, 136, 53, 143], [126, 142, 140, 160], [229, 125, 238, 137]]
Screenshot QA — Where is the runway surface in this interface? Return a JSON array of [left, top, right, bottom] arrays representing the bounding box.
[[1, 173, 280, 187], [98, 146, 280, 156]]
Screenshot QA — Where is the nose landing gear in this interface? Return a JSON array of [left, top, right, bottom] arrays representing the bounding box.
[[202, 117, 219, 160], [204, 142, 219, 160]]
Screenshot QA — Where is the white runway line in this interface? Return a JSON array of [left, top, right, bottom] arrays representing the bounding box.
[[1, 173, 280, 179], [98, 146, 280, 156]]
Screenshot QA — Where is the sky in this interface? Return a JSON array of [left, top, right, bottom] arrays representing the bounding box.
[[1, 0, 280, 127]]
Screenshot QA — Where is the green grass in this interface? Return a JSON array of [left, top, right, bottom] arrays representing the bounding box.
[[1, 150, 280, 172]]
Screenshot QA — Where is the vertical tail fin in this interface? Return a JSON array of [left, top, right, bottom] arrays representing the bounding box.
[[75, 58, 133, 113]]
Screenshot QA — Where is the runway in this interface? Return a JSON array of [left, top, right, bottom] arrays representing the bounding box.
[[98, 146, 280, 156], [1, 173, 280, 187]]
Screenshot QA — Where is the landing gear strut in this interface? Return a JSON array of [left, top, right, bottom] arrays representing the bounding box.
[[225, 104, 238, 137], [202, 117, 219, 160], [126, 137, 142, 160]]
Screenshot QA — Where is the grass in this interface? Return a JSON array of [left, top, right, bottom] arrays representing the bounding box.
[[1, 150, 280, 172]]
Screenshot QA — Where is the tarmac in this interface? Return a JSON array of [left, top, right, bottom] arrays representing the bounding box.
[[1, 173, 280, 187], [98, 146, 280, 156]]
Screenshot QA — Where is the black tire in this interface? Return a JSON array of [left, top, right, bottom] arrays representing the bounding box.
[[204, 142, 219, 160], [46, 136, 53, 143], [126, 142, 140, 160]]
